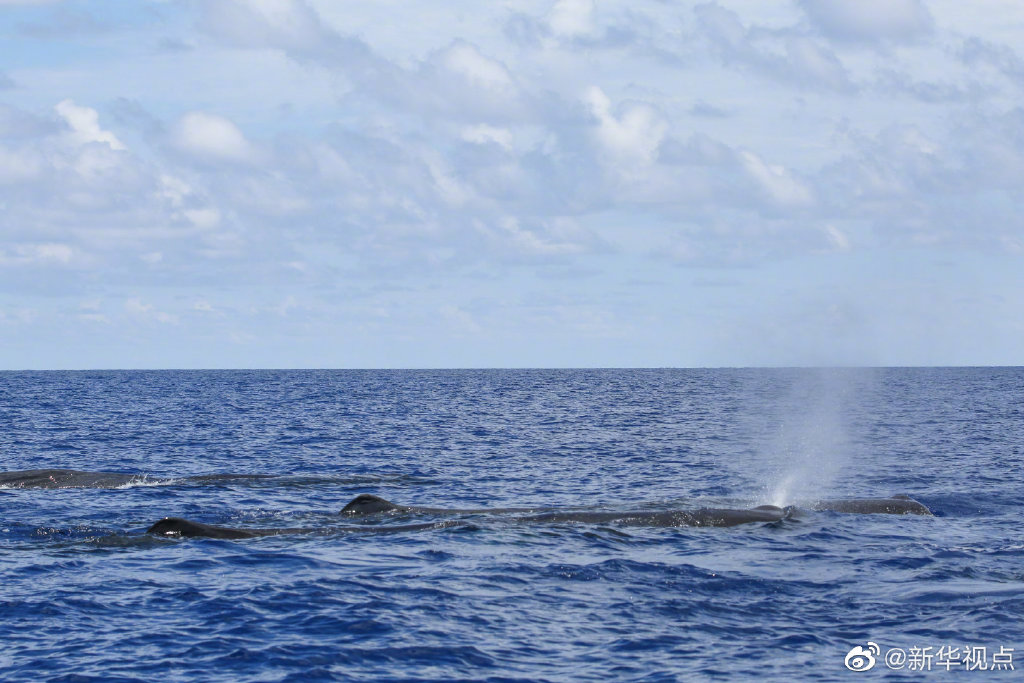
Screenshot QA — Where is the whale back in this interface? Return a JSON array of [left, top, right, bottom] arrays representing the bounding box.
[[0, 469, 139, 489], [811, 496, 932, 515], [341, 494, 403, 515], [147, 517, 260, 539]]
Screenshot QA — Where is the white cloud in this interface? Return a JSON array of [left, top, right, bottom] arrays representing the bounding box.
[[585, 86, 666, 171], [31, 243, 73, 263], [0, 243, 74, 265], [480, 215, 605, 258], [439, 42, 515, 92], [1, 1, 1023, 367], [183, 208, 221, 229], [461, 124, 513, 150], [55, 99, 126, 150], [125, 298, 178, 324], [740, 151, 813, 207], [158, 174, 192, 206], [172, 111, 256, 162], [548, 0, 597, 38], [824, 224, 850, 250]]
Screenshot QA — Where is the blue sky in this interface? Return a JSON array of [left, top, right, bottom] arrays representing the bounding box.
[[0, 0, 1021, 369]]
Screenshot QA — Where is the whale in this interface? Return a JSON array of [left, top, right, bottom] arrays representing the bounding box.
[[147, 517, 286, 540], [147, 506, 791, 539], [338, 494, 791, 525], [146, 517, 462, 539], [341, 493, 933, 518], [146, 493, 931, 540], [810, 495, 932, 515], [0, 469, 144, 489], [2, 470, 932, 517], [0, 469, 277, 489], [340, 493, 549, 516], [518, 506, 791, 527]]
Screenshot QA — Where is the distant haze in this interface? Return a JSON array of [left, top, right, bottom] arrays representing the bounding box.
[[0, 1, 1021, 368]]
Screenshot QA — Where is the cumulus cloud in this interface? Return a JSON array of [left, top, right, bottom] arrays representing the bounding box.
[[440, 41, 515, 92], [585, 86, 667, 172], [2, 0, 1023, 367], [814, 114, 1024, 251], [55, 99, 126, 150], [513, 0, 657, 52], [172, 111, 256, 163]]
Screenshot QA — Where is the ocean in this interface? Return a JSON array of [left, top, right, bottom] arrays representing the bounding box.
[[1, 368, 1021, 681]]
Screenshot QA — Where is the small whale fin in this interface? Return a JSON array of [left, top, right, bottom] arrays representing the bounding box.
[[340, 494, 402, 515], [891, 494, 911, 500]]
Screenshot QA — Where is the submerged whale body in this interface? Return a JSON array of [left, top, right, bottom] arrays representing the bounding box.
[[342, 494, 933, 519], [520, 505, 790, 527], [148, 506, 790, 539], [339, 494, 791, 526], [146, 517, 459, 539], [811, 495, 932, 515], [0, 469, 277, 489], [0, 469, 143, 489]]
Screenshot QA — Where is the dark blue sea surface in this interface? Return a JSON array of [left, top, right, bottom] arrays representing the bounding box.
[[1, 368, 1022, 681]]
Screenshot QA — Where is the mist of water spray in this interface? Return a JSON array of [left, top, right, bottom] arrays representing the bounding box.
[[755, 368, 872, 507]]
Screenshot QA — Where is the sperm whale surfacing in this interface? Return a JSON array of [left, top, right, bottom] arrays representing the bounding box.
[[148, 494, 932, 540], [340, 493, 547, 516], [340, 495, 793, 526], [810, 495, 932, 515], [341, 494, 933, 520], [147, 517, 276, 540], [0, 469, 144, 489]]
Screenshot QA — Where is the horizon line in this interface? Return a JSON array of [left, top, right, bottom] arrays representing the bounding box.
[[2, 365, 1021, 372]]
